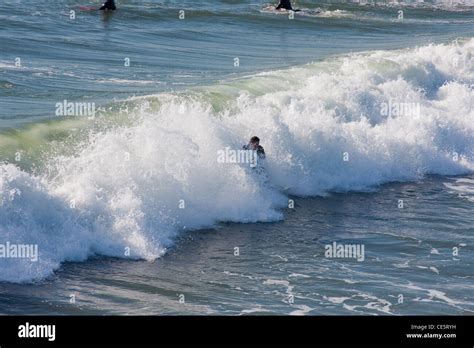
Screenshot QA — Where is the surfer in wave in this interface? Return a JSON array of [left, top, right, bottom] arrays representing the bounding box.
[[276, 0, 294, 11], [243, 136, 266, 160]]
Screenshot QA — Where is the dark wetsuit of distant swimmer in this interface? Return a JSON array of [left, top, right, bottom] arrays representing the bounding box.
[[100, 0, 116, 10], [276, 0, 293, 10]]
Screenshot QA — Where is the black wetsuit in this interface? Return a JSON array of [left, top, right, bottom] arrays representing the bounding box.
[[100, 0, 116, 10], [243, 144, 266, 160], [276, 0, 293, 10]]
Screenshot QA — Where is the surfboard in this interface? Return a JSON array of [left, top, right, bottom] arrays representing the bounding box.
[[260, 6, 321, 16], [78, 6, 98, 11], [261, 5, 295, 14]]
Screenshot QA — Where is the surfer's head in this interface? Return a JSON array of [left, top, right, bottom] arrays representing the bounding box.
[[248, 136, 260, 150], [250, 136, 260, 145]]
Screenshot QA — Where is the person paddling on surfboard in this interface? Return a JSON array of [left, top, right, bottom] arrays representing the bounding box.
[[276, 0, 294, 11], [100, 0, 116, 10]]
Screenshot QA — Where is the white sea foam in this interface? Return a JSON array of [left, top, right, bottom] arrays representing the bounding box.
[[1, 39, 474, 282], [444, 177, 474, 201]]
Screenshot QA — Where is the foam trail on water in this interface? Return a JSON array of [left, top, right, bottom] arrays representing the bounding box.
[[1, 39, 474, 283], [444, 177, 474, 201]]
